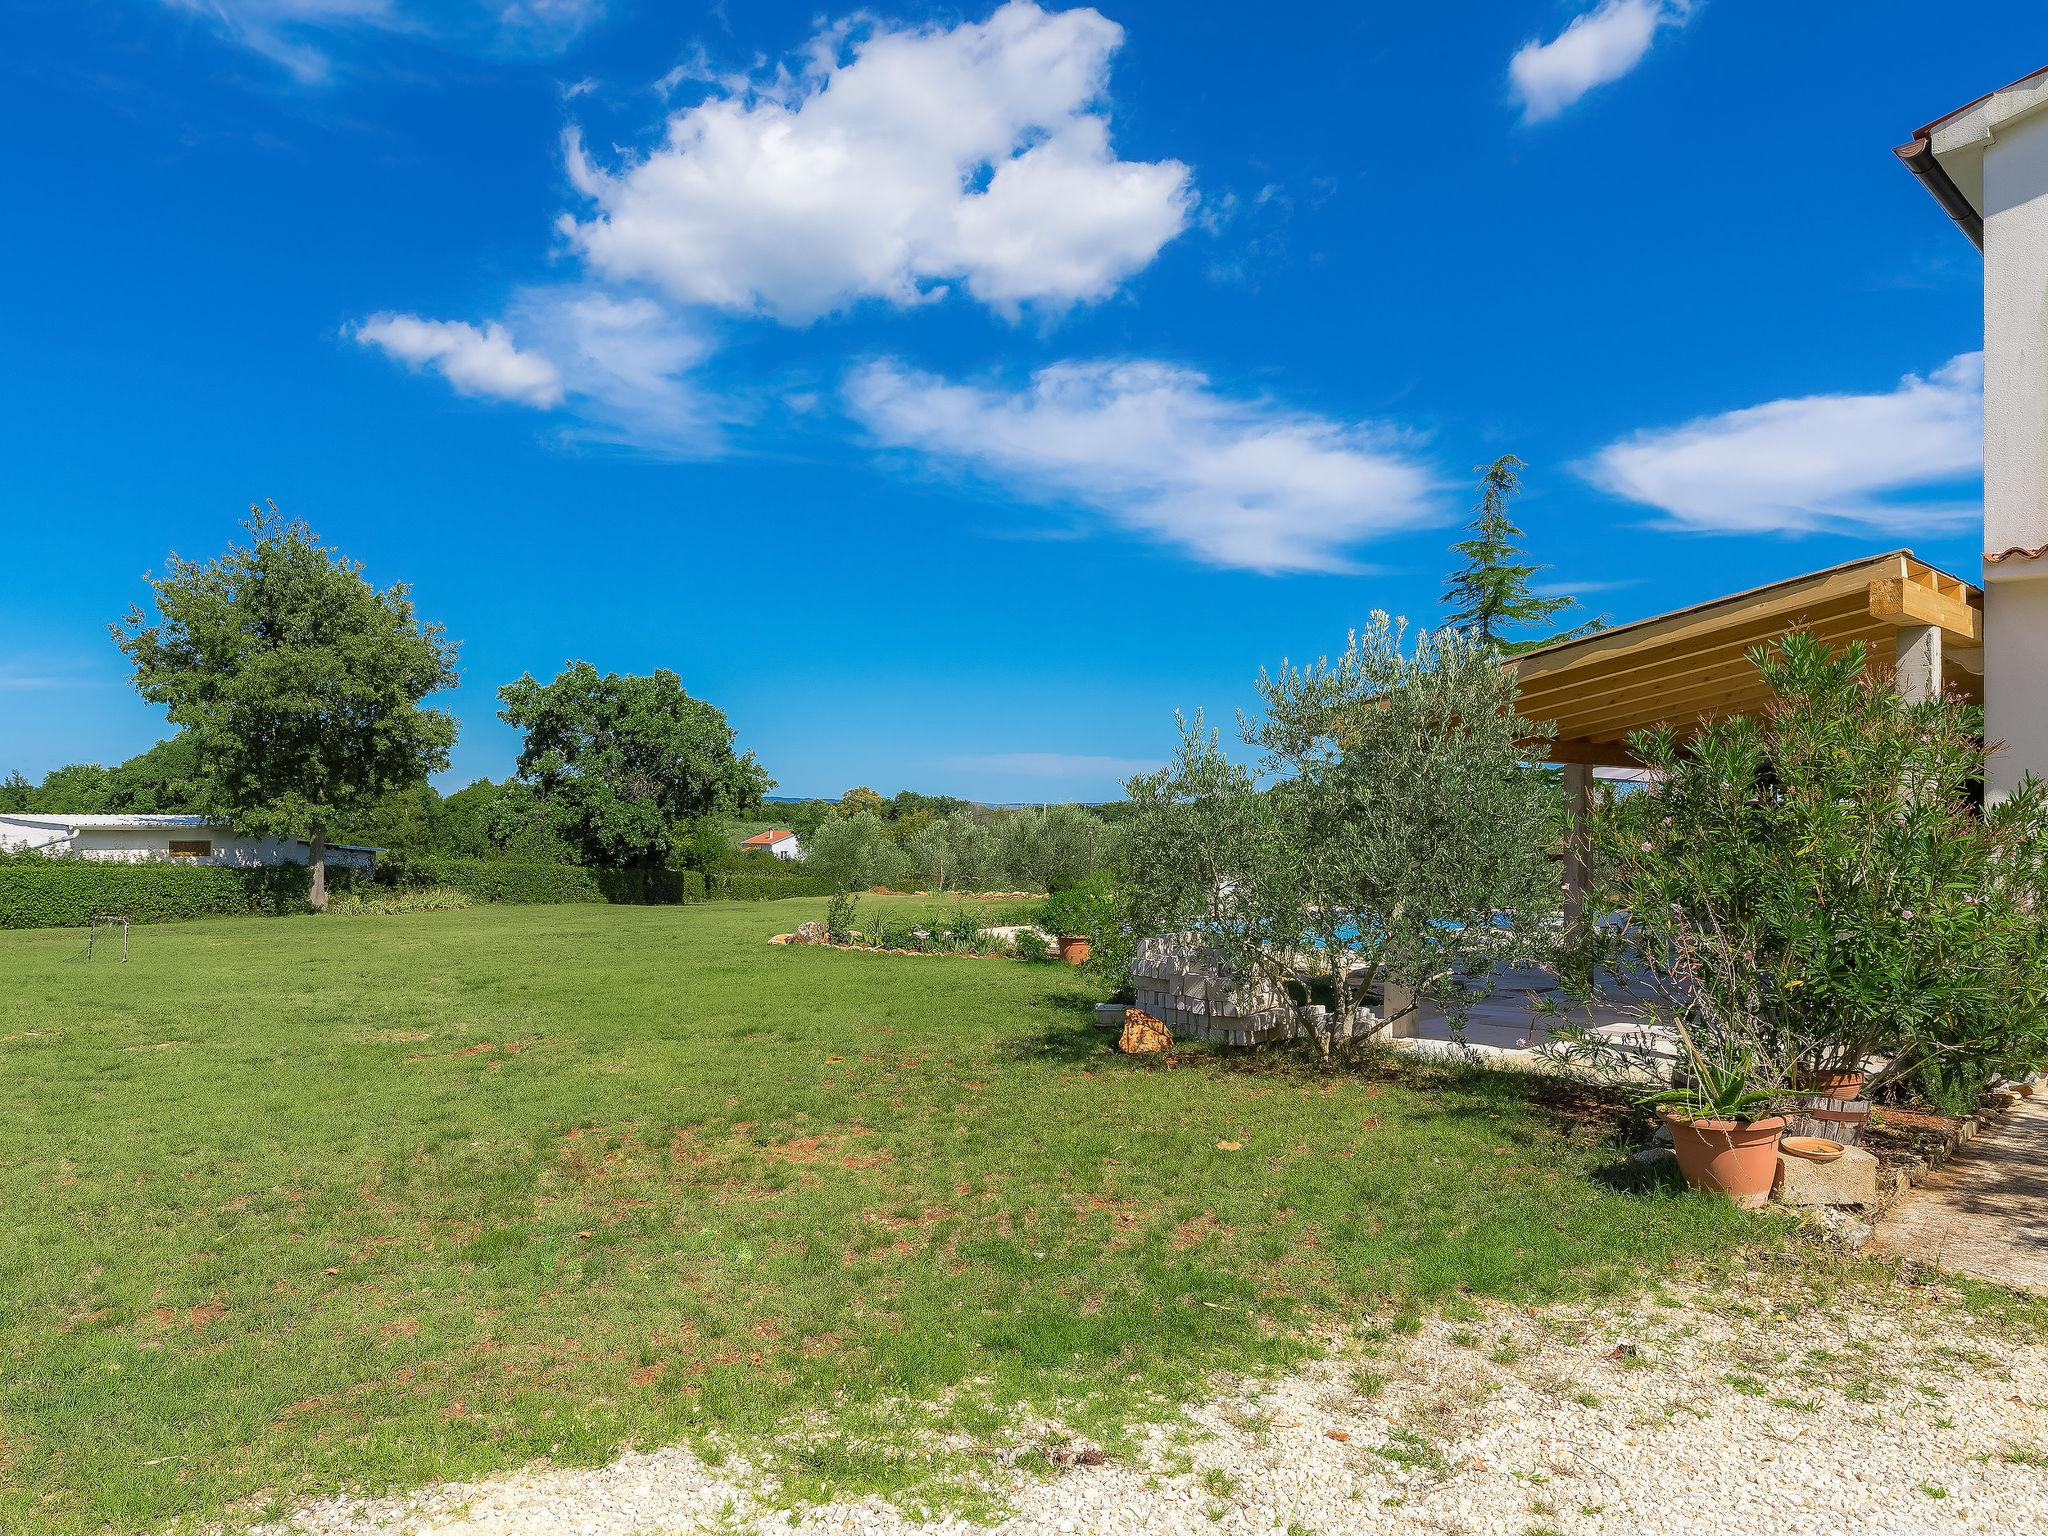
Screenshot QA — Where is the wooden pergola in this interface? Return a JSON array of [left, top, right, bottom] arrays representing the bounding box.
[[1510, 550, 1985, 925]]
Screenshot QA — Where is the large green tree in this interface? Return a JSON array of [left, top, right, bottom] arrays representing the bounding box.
[[497, 663, 771, 868], [113, 506, 459, 907], [1441, 455, 1597, 654]]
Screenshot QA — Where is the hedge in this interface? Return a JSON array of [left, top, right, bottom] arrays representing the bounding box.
[[708, 871, 837, 901], [407, 859, 691, 906], [0, 855, 829, 930], [0, 861, 318, 930]]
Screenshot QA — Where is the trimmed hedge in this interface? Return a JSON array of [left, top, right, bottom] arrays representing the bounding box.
[[0, 860, 317, 930], [409, 858, 690, 906], [708, 871, 837, 901], [0, 855, 827, 930]]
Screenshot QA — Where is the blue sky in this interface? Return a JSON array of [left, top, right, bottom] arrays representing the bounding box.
[[0, 1, 2013, 801]]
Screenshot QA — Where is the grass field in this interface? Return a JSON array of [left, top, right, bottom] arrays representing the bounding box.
[[1, 898, 1757, 1532]]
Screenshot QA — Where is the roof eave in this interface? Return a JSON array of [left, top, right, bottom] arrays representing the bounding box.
[[1894, 134, 1984, 250]]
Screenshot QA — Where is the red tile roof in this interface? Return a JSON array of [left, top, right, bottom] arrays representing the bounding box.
[[739, 828, 796, 847]]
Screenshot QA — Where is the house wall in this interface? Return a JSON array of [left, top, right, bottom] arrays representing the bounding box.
[[1981, 105, 2048, 799], [770, 836, 803, 861], [0, 819, 372, 870]]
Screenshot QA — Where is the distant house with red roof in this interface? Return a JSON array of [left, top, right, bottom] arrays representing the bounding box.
[[738, 827, 804, 861]]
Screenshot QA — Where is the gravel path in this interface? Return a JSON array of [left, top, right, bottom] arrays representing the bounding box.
[[260, 1275, 2048, 1536]]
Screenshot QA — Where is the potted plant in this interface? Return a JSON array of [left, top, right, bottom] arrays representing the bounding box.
[[1640, 1041, 1787, 1210], [1038, 884, 1112, 967]]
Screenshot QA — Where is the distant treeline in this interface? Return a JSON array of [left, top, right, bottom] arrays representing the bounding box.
[[2, 752, 1128, 894]]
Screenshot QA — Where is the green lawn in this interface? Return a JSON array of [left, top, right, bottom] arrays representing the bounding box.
[[1, 899, 1754, 1532]]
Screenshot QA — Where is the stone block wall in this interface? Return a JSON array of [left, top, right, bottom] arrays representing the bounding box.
[[1131, 932, 1382, 1048]]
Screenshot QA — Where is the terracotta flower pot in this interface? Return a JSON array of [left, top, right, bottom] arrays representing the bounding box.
[[1794, 1068, 1866, 1099], [1664, 1114, 1785, 1209], [1057, 935, 1091, 966]]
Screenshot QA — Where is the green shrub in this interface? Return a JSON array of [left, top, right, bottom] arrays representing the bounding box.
[[407, 858, 688, 906], [321, 885, 473, 918], [709, 872, 837, 901], [1011, 929, 1055, 963], [1604, 632, 2048, 1106], [0, 858, 318, 929]]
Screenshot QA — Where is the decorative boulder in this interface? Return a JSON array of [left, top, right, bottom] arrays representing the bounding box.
[[792, 920, 828, 945], [1773, 1145, 1880, 1209], [1118, 1008, 1172, 1055]]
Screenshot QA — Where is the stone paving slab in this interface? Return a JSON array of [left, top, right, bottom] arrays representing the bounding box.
[[1876, 1094, 2048, 1295]]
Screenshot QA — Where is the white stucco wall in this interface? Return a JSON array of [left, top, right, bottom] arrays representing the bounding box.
[[0, 817, 373, 869], [1982, 106, 2048, 563], [1979, 104, 2048, 799], [770, 835, 803, 861]]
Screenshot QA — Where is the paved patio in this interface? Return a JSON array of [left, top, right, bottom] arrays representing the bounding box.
[[1875, 1094, 2048, 1295]]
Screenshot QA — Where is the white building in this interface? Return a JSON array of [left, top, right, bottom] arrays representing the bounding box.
[[738, 827, 804, 861], [0, 813, 376, 870], [1898, 65, 2048, 800]]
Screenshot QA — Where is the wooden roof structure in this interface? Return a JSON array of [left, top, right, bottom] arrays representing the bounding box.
[[1513, 550, 1984, 768]]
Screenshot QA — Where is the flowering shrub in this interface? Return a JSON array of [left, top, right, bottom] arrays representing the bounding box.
[[1603, 632, 2048, 1107]]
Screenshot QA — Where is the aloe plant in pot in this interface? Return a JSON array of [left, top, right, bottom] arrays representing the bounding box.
[[1641, 1033, 1788, 1210]]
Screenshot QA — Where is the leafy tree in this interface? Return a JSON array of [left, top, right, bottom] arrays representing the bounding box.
[[887, 789, 972, 822], [26, 762, 115, 814], [907, 810, 999, 891], [1441, 455, 1597, 654], [105, 736, 206, 813], [497, 663, 771, 868], [1126, 615, 1563, 1051], [0, 771, 30, 813], [804, 810, 911, 891], [112, 506, 458, 907], [998, 804, 1107, 891], [332, 780, 446, 857], [835, 785, 888, 819]]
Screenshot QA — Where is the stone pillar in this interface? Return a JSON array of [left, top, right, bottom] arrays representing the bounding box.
[[1893, 622, 1942, 705], [1561, 763, 1593, 934]]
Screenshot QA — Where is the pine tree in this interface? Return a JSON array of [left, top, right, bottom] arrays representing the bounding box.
[[1441, 455, 1598, 654]]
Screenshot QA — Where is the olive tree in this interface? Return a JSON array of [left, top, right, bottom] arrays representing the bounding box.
[[1125, 613, 1562, 1046], [805, 811, 911, 892], [113, 506, 458, 908]]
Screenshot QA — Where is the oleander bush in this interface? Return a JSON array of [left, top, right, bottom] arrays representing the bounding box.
[[1602, 632, 2048, 1108]]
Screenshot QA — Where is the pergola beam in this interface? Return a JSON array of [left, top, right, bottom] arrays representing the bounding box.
[[1510, 551, 1983, 769], [1868, 575, 1983, 642]]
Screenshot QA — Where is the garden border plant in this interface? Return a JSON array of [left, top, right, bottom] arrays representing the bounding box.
[[1594, 632, 2048, 1124]]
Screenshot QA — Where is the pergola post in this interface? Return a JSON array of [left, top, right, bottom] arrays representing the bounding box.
[[1894, 622, 1942, 704], [1561, 763, 1593, 934]]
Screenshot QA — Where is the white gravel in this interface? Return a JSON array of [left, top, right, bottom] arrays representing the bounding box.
[[257, 1276, 2048, 1536]]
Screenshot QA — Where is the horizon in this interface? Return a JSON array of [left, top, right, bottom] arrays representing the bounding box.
[[0, 2, 2010, 803]]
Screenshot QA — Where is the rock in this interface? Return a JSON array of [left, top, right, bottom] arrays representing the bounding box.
[[1630, 1145, 1676, 1168], [1094, 1002, 1129, 1030], [792, 920, 828, 945], [1773, 1144, 1879, 1208], [1806, 1207, 1875, 1253], [1118, 1008, 1171, 1055]]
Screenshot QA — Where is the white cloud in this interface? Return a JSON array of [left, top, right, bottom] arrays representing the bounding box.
[[1509, 0, 1692, 123], [155, 0, 605, 83], [847, 359, 1441, 573], [1583, 354, 1983, 534], [944, 752, 1164, 779], [561, 1, 1192, 322], [352, 314, 564, 407], [506, 288, 720, 452]]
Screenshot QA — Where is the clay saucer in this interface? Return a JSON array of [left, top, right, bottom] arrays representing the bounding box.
[[1782, 1135, 1844, 1163]]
